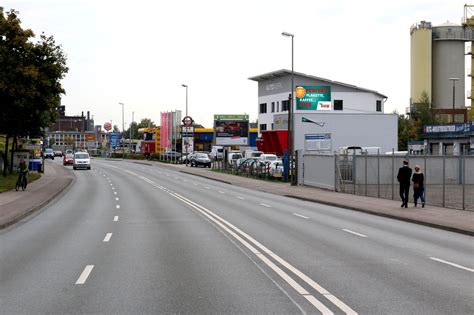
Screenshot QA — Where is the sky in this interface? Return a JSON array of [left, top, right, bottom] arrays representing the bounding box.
[[2, 0, 470, 129]]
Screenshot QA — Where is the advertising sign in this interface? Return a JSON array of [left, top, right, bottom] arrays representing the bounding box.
[[109, 132, 119, 148], [423, 123, 473, 134], [214, 114, 249, 146], [296, 86, 331, 110], [304, 133, 332, 151]]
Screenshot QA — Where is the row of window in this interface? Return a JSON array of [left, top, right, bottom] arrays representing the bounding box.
[[259, 100, 382, 113]]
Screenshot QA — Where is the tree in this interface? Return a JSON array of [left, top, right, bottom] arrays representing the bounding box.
[[396, 111, 414, 151], [0, 8, 68, 175], [137, 118, 156, 129], [411, 91, 438, 140], [124, 121, 141, 140]]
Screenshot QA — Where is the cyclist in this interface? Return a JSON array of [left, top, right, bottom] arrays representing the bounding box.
[[16, 157, 28, 190]]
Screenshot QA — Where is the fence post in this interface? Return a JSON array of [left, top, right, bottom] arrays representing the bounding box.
[[334, 154, 337, 192], [462, 153, 465, 210], [442, 153, 446, 208], [365, 154, 368, 196], [391, 149, 395, 200], [424, 150, 427, 204], [377, 149, 380, 198], [353, 151, 356, 195]]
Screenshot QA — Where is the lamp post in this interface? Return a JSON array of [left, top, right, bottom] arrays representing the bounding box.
[[119, 102, 124, 150], [182, 84, 189, 161], [182, 84, 188, 117], [282, 31, 295, 184], [130, 111, 134, 153], [449, 78, 459, 123]]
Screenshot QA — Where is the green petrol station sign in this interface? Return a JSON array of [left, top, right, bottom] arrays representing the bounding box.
[[295, 86, 332, 110]]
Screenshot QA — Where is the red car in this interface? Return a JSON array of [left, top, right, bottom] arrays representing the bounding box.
[[63, 153, 74, 165]]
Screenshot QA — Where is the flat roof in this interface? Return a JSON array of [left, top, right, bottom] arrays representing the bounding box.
[[248, 69, 387, 99]]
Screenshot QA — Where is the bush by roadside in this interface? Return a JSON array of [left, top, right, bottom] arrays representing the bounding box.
[[0, 172, 41, 193]]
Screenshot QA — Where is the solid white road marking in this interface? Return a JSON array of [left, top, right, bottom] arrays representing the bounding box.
[[237, 196, 246, 200], [260, 203, 272, 208], [102, 164, 357, 314], [342, 229, 368, 238], [75, 265, 94, 284], [293, 213, 309, 219], [116, 205, 120, 209], [429, 257, 474, 272], [113, 216, 119, 222], [103, 233, 113, 242]]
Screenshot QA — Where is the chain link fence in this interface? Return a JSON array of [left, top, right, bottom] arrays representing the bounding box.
[[334, 153, 474, 211]]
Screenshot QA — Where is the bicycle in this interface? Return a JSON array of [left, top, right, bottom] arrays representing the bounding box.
[[15, 170, 28, 191]]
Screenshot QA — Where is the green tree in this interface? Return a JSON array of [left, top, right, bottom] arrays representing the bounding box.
[[0, 8, 68, 175], [124, 121, 141, 140], [396, 111, 414, 151], [137, 118, 156, 129], [411, 91, 438, 140]]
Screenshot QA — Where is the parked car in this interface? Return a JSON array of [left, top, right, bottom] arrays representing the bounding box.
[[258, 153, 278, 164], [63, 153, 74, 165], [44, 148, 55, 160], [73, 152, 91, 170], [237, 157, 259, 173], [227, 151, 242, 167], [189, 153, 211, 168], [54, 150, 63, 157], [268, 160, 284, 178], [163, 150, 182, 160], [211, 146, 224, 160]]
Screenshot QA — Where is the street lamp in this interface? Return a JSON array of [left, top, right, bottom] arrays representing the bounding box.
[[182, 84, 188, 117], [182, 84, 189, 161], [119, 102, 124, 150], [282, 31, 295, 184], [130, 111, 134, 153], [449, 78, 459, 123]]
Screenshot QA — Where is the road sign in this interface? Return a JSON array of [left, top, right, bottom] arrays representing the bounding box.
[[182, 116, 194, 126]]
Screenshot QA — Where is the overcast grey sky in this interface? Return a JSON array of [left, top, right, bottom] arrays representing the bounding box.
[[3, 0, 469, 128]]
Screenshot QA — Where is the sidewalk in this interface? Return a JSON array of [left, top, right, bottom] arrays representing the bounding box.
[[134, 160, 474, 236], [0, 160, 74, 229]]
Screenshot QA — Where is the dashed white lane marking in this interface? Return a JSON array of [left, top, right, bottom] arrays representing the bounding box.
[[237, 196, 246, 200], [342, 229, 368, 238], [218, 191, 225, 194], [193, 183, 198, 186], [293, 213, 309, 219], [109, 183, 113, 186], [75, 265, 94, 284], [260, 203, 272, 208], [429, 257, 474, 273], [115, 197, 119, 201], [205, 186, 210, 189], [112, 187, 115, 190], [116, 205, 120, 209], [103, 233, 113, 242], [113, 216, 119, 222], [114, 192, 117, 195]]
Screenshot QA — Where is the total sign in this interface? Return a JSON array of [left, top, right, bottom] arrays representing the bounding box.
[[296, 86, 332, 110]]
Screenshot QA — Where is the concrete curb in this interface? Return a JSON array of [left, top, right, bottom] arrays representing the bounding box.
[[180, 170, 473, 237], [0, 170, 76, 230], [179, 170, 233, 185], [285, 195, 474, 237]]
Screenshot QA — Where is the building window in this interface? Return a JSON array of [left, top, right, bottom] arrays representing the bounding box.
[[259, 103, 267, 114], [277, 101, 280, 112], [271, 102, 275, 113], [271, 123, 274, 130], [334, 100, 343, 111], [376, 100, 382, 112], [260, 124, 267, 131], [281, 100, 289, 112]]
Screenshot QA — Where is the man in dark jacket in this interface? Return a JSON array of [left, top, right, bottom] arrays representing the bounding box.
[[397, 160, 412, 208]]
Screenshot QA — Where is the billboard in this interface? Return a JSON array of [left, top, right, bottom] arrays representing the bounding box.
[[109, 132, 119, 148], [214, 114, 249, 146], [296, 86, 331, 110], [304, 133, 332, 151]]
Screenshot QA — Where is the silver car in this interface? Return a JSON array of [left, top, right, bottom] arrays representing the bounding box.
[[73, 152, 91, 170]]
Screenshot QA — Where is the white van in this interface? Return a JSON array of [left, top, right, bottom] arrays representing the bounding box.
[[211, 146, 224, 160], [244, 150, 263, 158], [227, 151, 242, 166]]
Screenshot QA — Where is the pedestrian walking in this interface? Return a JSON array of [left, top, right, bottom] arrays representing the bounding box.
[[397, 160, 412, 208], [412, 165, 425, 208]]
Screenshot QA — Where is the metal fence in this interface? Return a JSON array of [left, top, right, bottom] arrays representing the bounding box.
[[333, 153, 474, 211]]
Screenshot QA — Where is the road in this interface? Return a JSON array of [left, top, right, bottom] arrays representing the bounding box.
[[1, 158, 473, 314]]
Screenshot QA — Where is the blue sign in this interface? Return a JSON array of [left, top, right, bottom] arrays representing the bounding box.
[[109, 132, 119, 148], [423, 123, 473, 134]]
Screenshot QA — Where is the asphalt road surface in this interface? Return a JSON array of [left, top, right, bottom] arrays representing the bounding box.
[[1, 158, 473, 314]]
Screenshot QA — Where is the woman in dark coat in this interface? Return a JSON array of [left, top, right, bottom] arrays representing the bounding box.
[[412, 165, 425, 207]]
